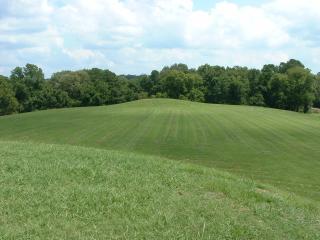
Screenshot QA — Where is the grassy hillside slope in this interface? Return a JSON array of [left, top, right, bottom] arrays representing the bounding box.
[[0, 141, 319, 239], [0, 99, 319, 200]]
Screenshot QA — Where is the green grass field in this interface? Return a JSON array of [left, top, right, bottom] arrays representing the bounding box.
[[1, 141, 319, 239], [0, 99, 319, 200], [1, 99, 320, 238]]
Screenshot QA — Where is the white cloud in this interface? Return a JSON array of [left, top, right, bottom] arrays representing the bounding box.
[[0, 0, 319, 75], [62, 49, 100, 60], [184, 2, 291, 49], [55, 0, 141, 38]]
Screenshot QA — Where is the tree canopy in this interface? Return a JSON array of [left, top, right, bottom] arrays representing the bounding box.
[[0, 75, 19, 115], [0, 60, 318, 116]]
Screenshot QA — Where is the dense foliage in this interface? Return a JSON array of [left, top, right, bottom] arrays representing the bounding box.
[[0, 75, 19, 115], [0, 60, 319, 115]]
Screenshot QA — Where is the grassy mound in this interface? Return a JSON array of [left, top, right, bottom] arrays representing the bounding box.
[[0, 99, 319, 200], [0, 141, 319, 239]]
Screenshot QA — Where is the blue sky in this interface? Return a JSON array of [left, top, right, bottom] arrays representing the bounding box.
[[0, 0, 319, 77]]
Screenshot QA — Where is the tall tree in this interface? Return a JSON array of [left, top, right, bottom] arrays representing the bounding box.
[[269, 73, 288, 109], [286, 67, 314, 112], [259, 64, 279, 107], [0, 60, 316, 116], [0, 76, 19, 115], [248, 69, 265, 106], [198, 65, 228, 103], [160, 70, 187, 99], [10, 64, 45, 112], [279, 59, 304, 73]]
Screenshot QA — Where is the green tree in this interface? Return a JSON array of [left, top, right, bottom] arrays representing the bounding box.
[[51, 70, 93, 106], [38, 83, 72, 109], [259, 64, 279, 107], [138, 75, 153, 95], [0, 76, 19, 115], [188, 88, 205, 102], [228, 79, 247, 105], [23, 64, 45, 90], [160, 70, 187, 99], [10, 64, 45, 112], [286, 67, 314, 112], [198, 65, 229, 103], [248, 69, 265, 106], [162, 63, 189, 73], [225, 67, 249, 105], [149, 70, 161, 96], [279, 59, 304, 74], [269, 73, 288, 109], [158, 67, 204, 100], [1, 60, 316, 115]]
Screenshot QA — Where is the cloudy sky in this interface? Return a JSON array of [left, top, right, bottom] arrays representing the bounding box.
[[0, 0, 319, 77]]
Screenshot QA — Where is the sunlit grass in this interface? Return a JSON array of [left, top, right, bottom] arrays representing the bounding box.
[[1, 99, 319, 200], [0, 141, 319, 239]]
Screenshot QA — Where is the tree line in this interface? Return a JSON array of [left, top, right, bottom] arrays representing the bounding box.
[[1, 59, 320, 116]]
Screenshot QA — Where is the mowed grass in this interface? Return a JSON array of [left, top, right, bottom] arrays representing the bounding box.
[[0, 99, 320, 200], [0, 141, 319, 239]]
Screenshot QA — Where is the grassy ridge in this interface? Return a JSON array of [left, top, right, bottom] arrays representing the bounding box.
[[0, 99, 319, 200], [0, 141, 319, 239]]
